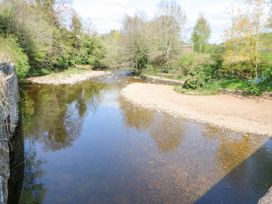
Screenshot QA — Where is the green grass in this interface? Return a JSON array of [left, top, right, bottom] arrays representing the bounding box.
[[175, 86, 219, 95], [176, 79, 272, 96], [142, 66, 185, 80]]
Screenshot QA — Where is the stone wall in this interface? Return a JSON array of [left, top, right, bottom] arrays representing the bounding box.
[[0, 63, 19, 204]]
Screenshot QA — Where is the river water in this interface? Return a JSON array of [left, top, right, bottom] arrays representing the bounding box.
[[9, 70, 272, 204]]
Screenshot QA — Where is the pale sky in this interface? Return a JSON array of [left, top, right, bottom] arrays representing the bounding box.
[[72, 0, 241, 43]]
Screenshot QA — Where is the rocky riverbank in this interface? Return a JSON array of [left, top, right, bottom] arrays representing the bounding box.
[[121, 82, 272, 135], [26, 69, 111, 85]]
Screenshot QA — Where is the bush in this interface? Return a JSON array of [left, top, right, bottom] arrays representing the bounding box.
[[179, 53, 211, 76], [183, 64, 213, 89], [222, 61, 255, 79], [0, 36, 30, 78], [262, 65, 272, 82]]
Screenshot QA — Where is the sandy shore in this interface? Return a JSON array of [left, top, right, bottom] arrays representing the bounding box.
[[121, 83, 272, 135], [26, 70, 111, 85]]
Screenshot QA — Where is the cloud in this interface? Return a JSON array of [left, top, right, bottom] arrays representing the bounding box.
[[72, 0, 241, 43]]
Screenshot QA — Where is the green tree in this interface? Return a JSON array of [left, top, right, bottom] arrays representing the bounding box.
[[76, 35, 105, 68], [0, 0, 53, 69], [122, 15, 148, 73], [192, 15, 211, 53], [101, 30, 123, 67], [224, 0, 270, 79], [0, 36, 30, 78]]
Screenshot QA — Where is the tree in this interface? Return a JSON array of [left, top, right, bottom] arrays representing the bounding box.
[[224, 0, 270, 79], [154, 0, 186, 69], [192, 15, 211, 53], [70, 10, 82, 34], [82, 17, 95, 36], [101, 30, 123, 67], [122, 15, 148, 73], [269, 0, 272, 28], [0, 0, 53, 66]]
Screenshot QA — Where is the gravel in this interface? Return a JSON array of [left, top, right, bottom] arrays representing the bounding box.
[[26, 71, 111, 85], [121, 83, 272, 136]]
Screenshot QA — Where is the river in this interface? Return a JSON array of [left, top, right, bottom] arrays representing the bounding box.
[[9, 70, 272, 204]]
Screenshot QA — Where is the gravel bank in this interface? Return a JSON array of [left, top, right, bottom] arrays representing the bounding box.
[[121, 83, 272, 135], [26, 70, 111, 85]]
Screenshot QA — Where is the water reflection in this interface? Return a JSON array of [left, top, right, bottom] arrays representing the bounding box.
[[9, 76, 272, 204], [120, 98, 185, 152], [21, 81, 104, 150], [202, 126, 258, 172], [120, 97, 272, 203], [148, 114, 185, 152], [19, 141, 46, 204], [120, 98, 155, 131], [8, 119, 24, 204]]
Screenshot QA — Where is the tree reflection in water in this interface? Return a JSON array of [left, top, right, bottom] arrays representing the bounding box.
[[18, 141, 45, 204], [120, 97, 185, 152], [119, 98, 155, 131], [202, 126, 254, 171], [21, 81, 104, 151], [8, 119, 24, 204]]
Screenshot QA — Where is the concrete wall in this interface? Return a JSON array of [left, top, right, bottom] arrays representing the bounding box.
[[0, 63, 19, 204], [259, 187, 272, 204]]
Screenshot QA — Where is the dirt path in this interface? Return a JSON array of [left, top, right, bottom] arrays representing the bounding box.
[[121, 83, 272, 135], [26, 70, 111, 85]]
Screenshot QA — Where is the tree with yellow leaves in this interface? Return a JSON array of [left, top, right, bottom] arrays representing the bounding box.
[[224, 0, 271, 79]]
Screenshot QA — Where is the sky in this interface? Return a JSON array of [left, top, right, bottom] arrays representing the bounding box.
[[72, 0, 240, 43]]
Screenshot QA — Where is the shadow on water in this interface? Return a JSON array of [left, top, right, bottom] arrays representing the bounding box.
[[8, 114, 24, 204], [8, 91, 47, 204], [195, 138, 272, 204]]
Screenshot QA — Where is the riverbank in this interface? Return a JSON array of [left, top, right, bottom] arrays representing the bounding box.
[[25, 68, 111, 85], [141, 74, 185, 86], [121, 82, 272, 135]]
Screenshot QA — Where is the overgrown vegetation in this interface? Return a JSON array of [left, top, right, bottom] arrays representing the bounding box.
[[0, 0, 105, 78], [0, 0, 271, 95], [0, 36, 30, 78]]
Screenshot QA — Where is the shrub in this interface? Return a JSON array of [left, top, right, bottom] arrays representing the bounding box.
[[0, 36, 30, 78], [179, 53, 211, 76], [183, 64, 213, 89], [222, 61, 255, 79], [262, 65, 272, 83]]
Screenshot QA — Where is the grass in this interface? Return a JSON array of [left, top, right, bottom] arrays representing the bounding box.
[[142, 66, 185, 80], [175, 86, 218, 95], [175, 79, 272, 96]]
